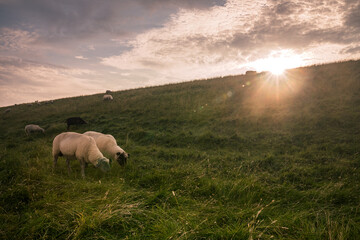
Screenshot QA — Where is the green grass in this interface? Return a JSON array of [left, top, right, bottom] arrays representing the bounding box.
[[1, 60, 360, 239]]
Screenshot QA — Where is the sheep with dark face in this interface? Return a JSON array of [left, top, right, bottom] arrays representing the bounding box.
[[25, 124, 45, 136], [83, 131, 129, 166], [65, 117, 87, 130], [52, 132, 110, 178]]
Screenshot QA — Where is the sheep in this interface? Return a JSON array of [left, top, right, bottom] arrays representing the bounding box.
[[25, 124, 45, 136], [103, 94, 113, 101], [65, 117, 87, 130], [83, 131, 129, 166], [4, 108, 11, 114], [105, 90, 112, 94], [52, 132, 110, 178], [246, 70, 257, 75]]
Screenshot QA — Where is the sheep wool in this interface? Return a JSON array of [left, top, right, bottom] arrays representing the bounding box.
[[25, 124, 45, 135], [103, 94, 113, 101], [83, 131, 129, 166], [52, 132, 110, 177]]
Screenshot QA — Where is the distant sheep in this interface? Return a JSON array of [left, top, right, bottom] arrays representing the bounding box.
[[65, 117, 87, 130], [43, 100, 54, 105], [103, 94, 113, 101], [25, 124, 45, 136], [84, 131, 129, 166], [4, 108, 11, 114], [105, 90, 112, 94], [52, 132, 110, 178], [246, 70, 257, 75]]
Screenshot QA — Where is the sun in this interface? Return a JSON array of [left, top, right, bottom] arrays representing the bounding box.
[[250, 50, 304, 75], [269, 60, 286, 75]]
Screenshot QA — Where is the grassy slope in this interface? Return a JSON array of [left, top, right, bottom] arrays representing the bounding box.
[[0, 60, 360, 239]]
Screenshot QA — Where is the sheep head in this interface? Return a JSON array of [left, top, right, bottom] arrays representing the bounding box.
[[116, 151, 129, 166], [96, 157, 110, 172]]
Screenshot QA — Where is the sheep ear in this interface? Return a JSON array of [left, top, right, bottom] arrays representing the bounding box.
[[127, 153, 130, 158], [116, 152, 121, 155]]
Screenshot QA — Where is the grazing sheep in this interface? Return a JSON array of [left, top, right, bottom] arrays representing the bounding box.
[[25, 124, 45, 136], [103, 94, 113, 101], [105, 90, 112, 94], [4, 108, 11, 114], [52, 132, 110, 178], [84, 131, 129, 166], [65, 117, 87, 130]]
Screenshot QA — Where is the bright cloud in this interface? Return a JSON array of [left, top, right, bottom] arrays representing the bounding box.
[[75, 55, 88, 60]]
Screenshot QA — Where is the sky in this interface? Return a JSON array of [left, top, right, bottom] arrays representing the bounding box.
[[0, 0, 359, 107]]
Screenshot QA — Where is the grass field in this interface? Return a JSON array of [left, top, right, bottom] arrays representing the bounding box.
[[1, 60, 360, 239]]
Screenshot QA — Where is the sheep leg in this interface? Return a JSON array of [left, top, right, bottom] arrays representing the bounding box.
[[80, 160, 86, 178], [53, 155, 58, 170], [66, 158, 72, 174]]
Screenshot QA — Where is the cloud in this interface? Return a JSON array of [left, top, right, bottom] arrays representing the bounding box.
[[0, 27, 38, 51], [101, 0, 360, 85], [340, 45, 360, 54], [75, 55, 88, 60], [0, 0, 225, 48], [0, 57, 101, 106], [344, 1, 360, 29]]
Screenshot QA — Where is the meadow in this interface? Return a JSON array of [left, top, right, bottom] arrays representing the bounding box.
[[0, 60, 359, 239]]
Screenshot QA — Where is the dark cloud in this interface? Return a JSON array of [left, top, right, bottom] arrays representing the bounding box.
[[274, 2, 299, 15], [0, 0, 225, 45], [341, 45, 360, 54], [344, 2, 360, 29], [137, 0, 226, 9]]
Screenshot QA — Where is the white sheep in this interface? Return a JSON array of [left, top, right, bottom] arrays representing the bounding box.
[[103, 94, 113, 101], [83, 131, 129, 166], [52, 132, 111, 178], [25, 124, 45, 136]]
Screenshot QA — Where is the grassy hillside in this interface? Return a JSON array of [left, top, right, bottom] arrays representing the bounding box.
[[1, 60, 360, 239]]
